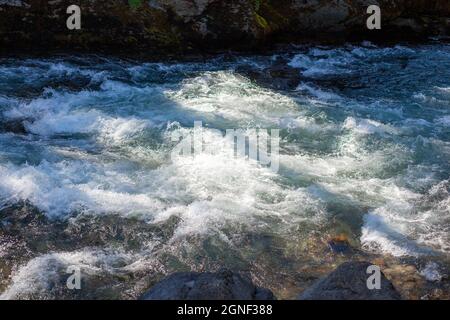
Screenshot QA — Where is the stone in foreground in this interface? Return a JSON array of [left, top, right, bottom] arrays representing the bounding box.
[[298, 261, 401, 300], [140, 269, 275, 300]]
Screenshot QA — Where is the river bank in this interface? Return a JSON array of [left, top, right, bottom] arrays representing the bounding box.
[[1, 0, 449, 56]]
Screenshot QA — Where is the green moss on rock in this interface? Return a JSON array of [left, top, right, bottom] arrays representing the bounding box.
[[255, 13, 269, 30], [128, 0, 142, 9]]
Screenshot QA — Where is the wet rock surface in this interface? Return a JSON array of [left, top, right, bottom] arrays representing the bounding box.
[[140, 268, 275, 300], [0, 201, 182, 253], [327, 234, 353, 254], [236, 60, 303, 90], [0, 201, 180, 297], [0, 0, 449, 54], [0, 119, 27, 135], [1, 204, 449, 300], [298, 261, 402, 300]]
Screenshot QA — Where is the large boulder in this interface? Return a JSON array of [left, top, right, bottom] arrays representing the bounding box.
[[140, 269, 275, 300], [298, 261, 402, 300]]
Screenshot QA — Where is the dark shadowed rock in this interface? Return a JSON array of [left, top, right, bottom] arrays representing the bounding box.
[[0, 119, 27, 135], [140, 269, 275, 300], [298, 261, 402, 300], [236, 62, 302, 90], [1, 1, 449, 54]]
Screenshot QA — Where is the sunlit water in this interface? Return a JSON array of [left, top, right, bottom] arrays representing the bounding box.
[[0, 43, 449, 299]]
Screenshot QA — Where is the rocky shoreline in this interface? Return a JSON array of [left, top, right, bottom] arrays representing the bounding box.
[[139, 263, 402, 300], [1, 202, 449, 299], [0, 1, 449, 56]]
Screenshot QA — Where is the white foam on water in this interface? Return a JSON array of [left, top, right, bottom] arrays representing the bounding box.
[[0, 59, 111, 94], [166, 71, 300, 125], [156, 127, 327, 236], [436, 86, 450, 95], [1, 47, 450, 298], [415, 181, 450, 253], [280, 116, 338, 134], [361, 208, 426, 258], [435, 115, 450, 126], [296, 83, 342, 102], [25, 110, 102, 135], [0, 249, 140, 300], [2, 81, 158, 148], [420, 262, 444, 282], [0, 161, 168, 218], [280, 153, 362, 179], [3, 79, 172, 122], [343, 117, 399, 135], [24, 108, 151, 146], [287, 45, 423, 81], [0, 69, 328, 232], [288, 49, 354, 77], [412, 91, 450, 108], [96, 117, 152, 146], [361, 179, 450, 257], [281, 140, 448, 258], [0, 124, 328, 297], [0, 124, 326, 237]]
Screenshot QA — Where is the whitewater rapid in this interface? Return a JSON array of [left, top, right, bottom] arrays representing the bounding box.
[[0, 43, 449, 299]]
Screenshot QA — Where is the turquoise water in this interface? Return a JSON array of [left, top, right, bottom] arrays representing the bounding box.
[[0, 43, 449, 299]]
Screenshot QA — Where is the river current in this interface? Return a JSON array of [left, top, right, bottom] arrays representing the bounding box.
[[0, 43, 449, 299]]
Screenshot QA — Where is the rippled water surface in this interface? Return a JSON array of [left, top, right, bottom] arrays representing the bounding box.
[[0, 43, 449, 299]]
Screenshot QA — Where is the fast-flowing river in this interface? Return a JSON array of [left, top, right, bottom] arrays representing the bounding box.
[[0, 43, 449, 299]]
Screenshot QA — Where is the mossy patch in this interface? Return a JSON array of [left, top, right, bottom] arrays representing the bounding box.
[[129, 0, 142, 9], [258, 1, 290, 32], [254, 0, 262, 12], [144, 27, 182, 50], [255, 13, 269, 30], [253, 0, 289, 32]]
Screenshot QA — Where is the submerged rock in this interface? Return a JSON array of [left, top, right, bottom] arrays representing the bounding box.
[[140, 269, 275, 300], [0, 119, 27, 135], [298, 261, 402, 300], [327, 234, 353, 254], [236, 62, 302, 90]]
